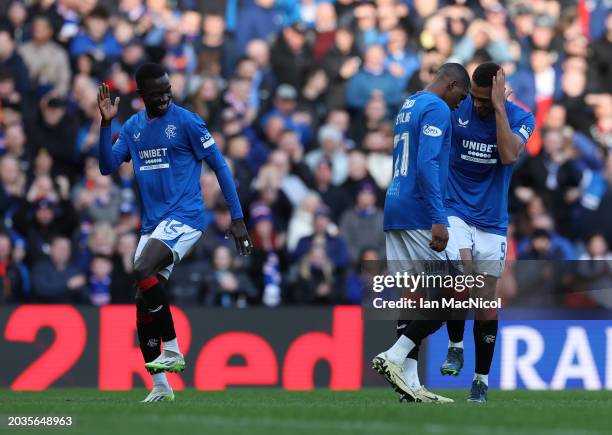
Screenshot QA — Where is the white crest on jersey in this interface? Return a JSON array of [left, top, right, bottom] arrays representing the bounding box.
[[402, 99, 416, 109], [423, 124, 442, 137], [458, 118, 469, 128], [165, 124, 177, 139], [133, 131, 141, 141]]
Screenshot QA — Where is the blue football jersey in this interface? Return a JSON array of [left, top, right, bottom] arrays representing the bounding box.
[[384, 91, 452, 231], [446, 96, 535, 235], [110, 104, 217, 234]]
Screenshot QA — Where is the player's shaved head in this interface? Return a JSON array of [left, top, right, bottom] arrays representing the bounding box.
[[472, 62, 502, 87], [436, 62, 471, 89], [428, 62, 470, 110], [135, 62, 167, 90]]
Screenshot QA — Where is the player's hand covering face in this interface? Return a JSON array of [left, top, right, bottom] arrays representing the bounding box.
[[491, 68, 511, 111], [227, 218, 254, 256]]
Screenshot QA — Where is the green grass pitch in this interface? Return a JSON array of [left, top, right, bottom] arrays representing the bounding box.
[[2, 389, 612, 435]]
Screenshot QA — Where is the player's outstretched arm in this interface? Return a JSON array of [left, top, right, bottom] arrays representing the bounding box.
[[204, 150, 253, 256], [492, 69, 524, 165], [97, 84, 128, 175]]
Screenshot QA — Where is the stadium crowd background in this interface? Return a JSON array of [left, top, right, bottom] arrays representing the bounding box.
[[0, 0, 610, 307]]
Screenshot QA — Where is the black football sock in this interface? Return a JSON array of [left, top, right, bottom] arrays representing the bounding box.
[[136, 291, 161, 365], [474, 318, 498, 375], [447, 319, 466, 345], [137, 276, 176, 343]]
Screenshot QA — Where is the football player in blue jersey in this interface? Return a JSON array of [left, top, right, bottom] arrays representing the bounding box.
[[97, 63, 253, 402], [371, 63, 470, 403], [438, 63, 535, 403]]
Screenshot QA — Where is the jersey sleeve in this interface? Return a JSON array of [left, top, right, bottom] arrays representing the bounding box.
[[184, 111, 217, 161], [510, 108, 535, 145], [416, 102, 450, 225], [99, 124, 131, 176]]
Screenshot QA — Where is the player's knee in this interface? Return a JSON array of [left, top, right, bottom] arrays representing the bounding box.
[[133, 257, 156, 283]]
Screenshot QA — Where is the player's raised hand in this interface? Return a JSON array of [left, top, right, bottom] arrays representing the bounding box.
[[227, 218, 253, 256], [491, 68, 510, 111], [97, 83, 120, 126], [430, 223, 449, 252]]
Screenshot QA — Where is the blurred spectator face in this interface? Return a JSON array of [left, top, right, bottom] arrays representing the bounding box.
[[484, 3, 507, 26], [278, 130, 302, 159], [235, 58, 258, 81], [8, 1, 27, 27], [147, 0, 168, 13], [387, 28, 407, 54], [265, 116, 285, 144], [76, 54, 94, 76], [274, 89, 296, 115], [327, 110, 349, 133], [356, 186, 376, 209], [50, 237, 71, 267], [314, 160, 333, 185], [314, 213, 330, 234], [413, 0, 438, 17], [269, 150, 290, 177], [532, 213, 554, 231], [32, 175, 56, 200], [530, 49, 553, 73], [318, 125, 342, 154], [32, 16, 54, 44], [363, 131, 389, 153], [122, 43, 145, 66], [283, 26, 306, 52], [365, 96, 387, 122], [354, 3, 376, 30], [198, 76, 220, 101], [34, 150, 53, 176], [89, 223, 116, 256], [0, 156, 20, 185], [348, 150, 368, 179], [4, 124, 25, 154], [561, 69, 586, 97], [542, 129, 564, 156], [587, 234, 609, 257], [532, 24, 554, 50], [315, 3, 337, 32], [213, 246, 232, 270], [378, 5, 399, 31], [246, 39, 270, 67], [85, 15, 109, 40], [181, 11, 202, 37], [512, 9, 534, 36], [227, 136, 250, 160], [41, 98, 66, 126], [526, 195, 546, 217], [334, 28, 354, 53], [544, 105, 566, 129], [256, 0, 274, 8], [0, 31, 15, 59], [114, 19, 135, 45], [35, 201, 55, 226], [116, 232, 137, 257], [363, 45, 386, 72], [0, 233, 11, 261], [214, 207, 231, 231], [532, 232, 552, 254], [91, 256, 113, 278]]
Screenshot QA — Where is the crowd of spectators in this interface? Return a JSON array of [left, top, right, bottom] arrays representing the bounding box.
[[0, 0, 610, 307]]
